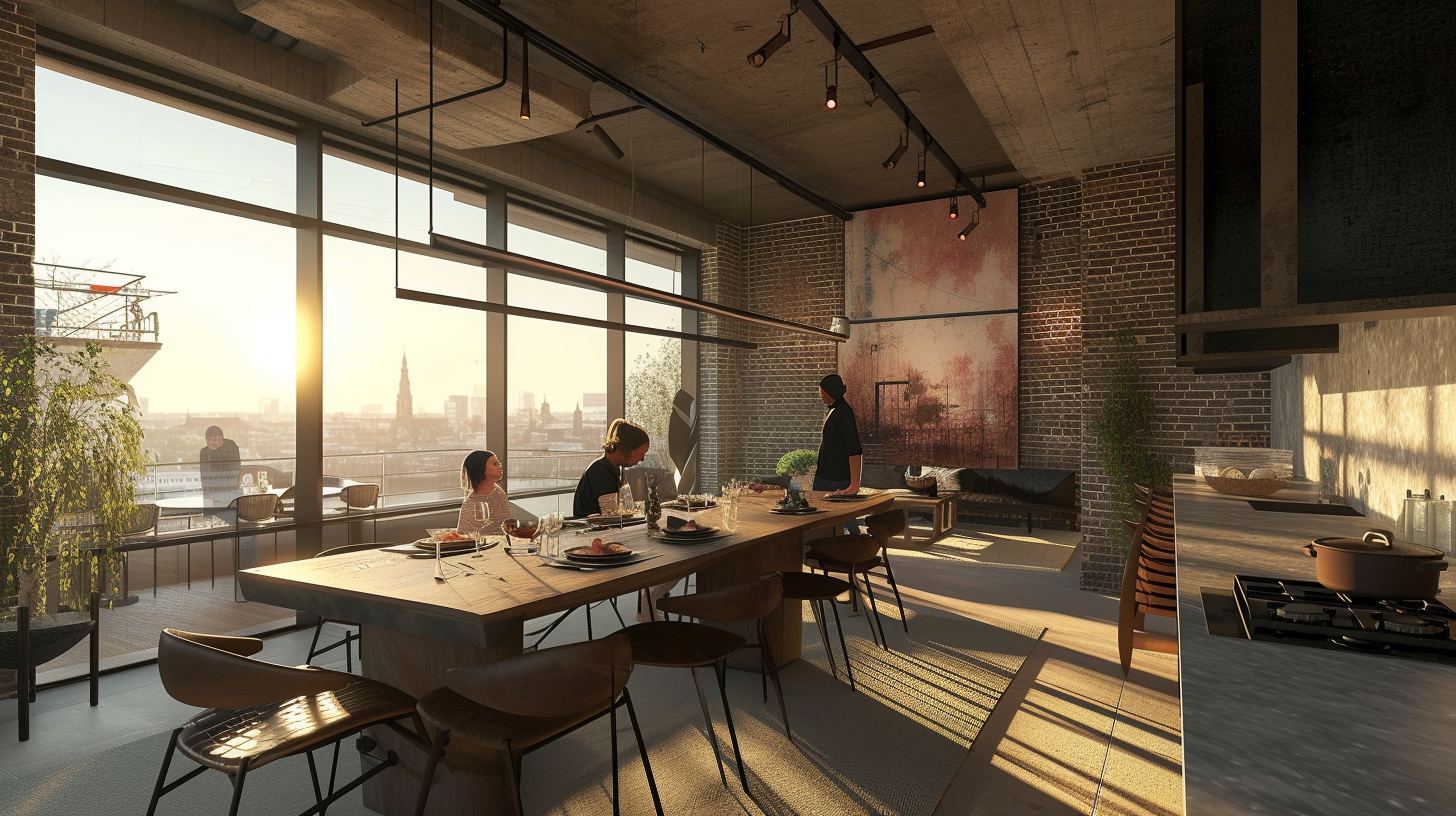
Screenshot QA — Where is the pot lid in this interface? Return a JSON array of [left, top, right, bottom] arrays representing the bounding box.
[[1311, 529, 1445, 558]]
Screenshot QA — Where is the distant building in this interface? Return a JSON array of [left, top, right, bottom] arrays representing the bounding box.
[[582, 393, 607, 409], [259, 397, 279, 414], [361, 404, 382, 415], [519, 391, 535, 412], [396, 351, 413, 421], [471, 396, 486, 421], [444, 395, 469, 423], [573, 403, 583, 437]]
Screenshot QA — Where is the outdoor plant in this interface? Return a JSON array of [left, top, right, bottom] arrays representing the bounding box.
[[775, 449, 818, 477], [0, 338, 145, 615], [1093, 328, 1171, 556]]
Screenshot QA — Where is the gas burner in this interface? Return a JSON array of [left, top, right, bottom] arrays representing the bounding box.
[[1272, 603, 1333, 624], [1330, 635, 1393, 653], [1375, 611, 1449, 636]]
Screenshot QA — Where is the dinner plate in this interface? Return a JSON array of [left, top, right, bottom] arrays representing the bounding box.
[[659, 532, 730, 545], [769, 506, 821, 515], [662, 525, 717, 537], [585, 514, 644, 526], [662, 500, 718, 510], [564, 545, 636, 563], [822, 494, 868, 502], [383, 540, 496, 556], [411, 538, 476, 551]]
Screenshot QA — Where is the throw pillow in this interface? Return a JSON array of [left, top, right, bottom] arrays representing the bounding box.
[[917, 466, 962, 493]]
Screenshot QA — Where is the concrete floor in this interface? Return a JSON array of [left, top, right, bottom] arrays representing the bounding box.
[[0, 524, 1182, 815]]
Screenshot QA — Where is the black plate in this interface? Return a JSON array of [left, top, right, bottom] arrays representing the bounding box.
[[769, 506, 821, 515], [564, 546, 636, 563], [663, 525, 718, 537], [663, 500, 718, 510], [823, 494, 868, 502]]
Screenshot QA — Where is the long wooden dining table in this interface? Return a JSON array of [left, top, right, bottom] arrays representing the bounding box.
[[236, 489, 900, 816]]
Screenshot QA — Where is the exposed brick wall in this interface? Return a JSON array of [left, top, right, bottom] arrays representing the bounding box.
[[0, 0, 34, 354], [698, 216, 843, 486], [1075, 156, 1270, 591], [1019, 177, 1084, 470]]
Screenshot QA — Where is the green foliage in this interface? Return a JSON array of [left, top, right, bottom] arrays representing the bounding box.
[[775, 449, 818, 477], [0, 339, 146, 613], [625, 338, 681, 471], [1093, 329, 1172, 555]]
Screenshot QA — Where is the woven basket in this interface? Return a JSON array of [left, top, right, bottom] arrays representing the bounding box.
[[1201, 475, 1288, 497], [904, 474, 938, 493]]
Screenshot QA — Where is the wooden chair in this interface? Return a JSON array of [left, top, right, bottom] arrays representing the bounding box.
[[621, 573, 787, 792], [804, 508, 911, 647], [230, 493, 283, 601], [146, 628, 425, 816], [412, 632, 663, 816], [780, 570, 860, 689], [306, 542, 391, 671], [1118, 486, 1179, 676], [341, 483, 381, 543]]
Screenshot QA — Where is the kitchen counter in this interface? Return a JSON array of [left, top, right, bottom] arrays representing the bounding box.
[[1175, 474, 1456, 816]]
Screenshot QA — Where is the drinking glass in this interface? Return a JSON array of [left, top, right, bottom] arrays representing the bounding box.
[[617, 483, 636, 516], [472, 500, 490, 558]]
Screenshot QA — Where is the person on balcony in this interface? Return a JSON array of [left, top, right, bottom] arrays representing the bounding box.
[[199, 425, 241, 511], [457, 450, 510, 537]]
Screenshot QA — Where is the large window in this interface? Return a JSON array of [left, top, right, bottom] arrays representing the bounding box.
[[506, 317, 606, 493], [324, 151, 487, 245], [625, 240, 684, 473]]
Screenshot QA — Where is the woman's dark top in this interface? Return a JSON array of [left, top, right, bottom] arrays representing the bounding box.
[[816, 398, 863, 482], [572, 456, 622, 518]]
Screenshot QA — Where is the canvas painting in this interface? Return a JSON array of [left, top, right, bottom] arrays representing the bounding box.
[[840, 190, 1019, 469]]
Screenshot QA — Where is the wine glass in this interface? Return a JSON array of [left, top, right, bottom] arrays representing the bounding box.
[[472, 500, 490, 558], [617, 483, 636, 517]]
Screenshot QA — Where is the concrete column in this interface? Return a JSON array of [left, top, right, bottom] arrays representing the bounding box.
[[294, 122, 324, 567]]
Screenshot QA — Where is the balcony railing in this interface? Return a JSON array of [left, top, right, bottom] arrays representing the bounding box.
[[34, 262, 172, 343]]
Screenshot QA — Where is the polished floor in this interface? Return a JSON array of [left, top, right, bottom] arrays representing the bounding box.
[[0, 524, 1181, 815]]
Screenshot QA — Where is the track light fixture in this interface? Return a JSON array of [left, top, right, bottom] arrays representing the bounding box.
[[949, 190, 959, 220], [916, 152, 926, 187], [748, 3, 797, 68], [519, 39, 531, 120], [883, 129, 909, 170], [591, 124, 624, 160], [958, 205, 981, 240], [825, 56, 838, 110]]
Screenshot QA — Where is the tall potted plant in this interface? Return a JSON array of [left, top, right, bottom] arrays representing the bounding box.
[[0, 338, 145, 614], [1093, 329, 1171, 557]]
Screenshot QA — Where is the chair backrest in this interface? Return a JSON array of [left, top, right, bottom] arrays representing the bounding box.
[[865, 508, 907, 543], [158, 628, 345, 709], [656, 572, 783, 624], [342, 483, 381, 510], [122, 503, 159, 537], [233, 493, 281, 523], [806, 535, 882, 567], [446, 632, 632, 718]]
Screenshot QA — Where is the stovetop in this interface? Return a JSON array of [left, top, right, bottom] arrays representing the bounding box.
[[1233, 574, 1456, 663]]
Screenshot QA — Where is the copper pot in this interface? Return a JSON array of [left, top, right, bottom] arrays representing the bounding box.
[[1301, 529, 1449, 598]]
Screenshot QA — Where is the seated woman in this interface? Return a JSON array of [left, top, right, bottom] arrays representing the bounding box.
[[457, 450, 510, 537], [572, 418, 650, 518]]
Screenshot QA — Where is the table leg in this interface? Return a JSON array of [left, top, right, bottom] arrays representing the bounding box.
[[694, 528, 805, 671], [360, 622, 524, 816]]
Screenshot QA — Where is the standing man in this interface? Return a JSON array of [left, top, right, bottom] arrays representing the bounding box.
[[815, 374, 862, 496], [199, 425, 241, 508]]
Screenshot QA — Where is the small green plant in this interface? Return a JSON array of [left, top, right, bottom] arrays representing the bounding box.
[[775, 449, 818, 477], [0, 339, 145, 613], [1094, 329, 1172, 556]]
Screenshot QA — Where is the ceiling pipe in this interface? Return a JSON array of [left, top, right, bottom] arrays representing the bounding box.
[[794, 0, 986, 208], [440, 0, 853, 221]]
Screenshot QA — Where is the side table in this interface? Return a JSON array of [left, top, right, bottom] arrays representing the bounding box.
[[892, 493, 956, 545]]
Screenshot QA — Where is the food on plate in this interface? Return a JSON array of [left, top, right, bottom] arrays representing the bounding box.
[[587, 537, 629, 555], [434, 530, 468, 542], [681, 520, 698, 531], [1219, 467, 1246, 479], [1248, 467, 1280, 480]]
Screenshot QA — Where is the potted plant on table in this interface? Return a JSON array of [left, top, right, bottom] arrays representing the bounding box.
[[1, 338, 145, 723], [775, 449, 818, 492]]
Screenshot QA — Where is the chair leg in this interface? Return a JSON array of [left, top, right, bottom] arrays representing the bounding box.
[[89, 592, 100, 707], [880, 552, 910, 633], [608, 596, 628, 629], [307, 619, 325, 664], [412, 728, 449, 816], [809, 599, 839, 681], [306, 751, 324, 806], [228, 758, 250, 816], [498, 743, 524, 816], [714, 659, 749, 792], [621, 689, 665, 816], [827, 596, 857, 691], [691, 667, 728, 787], [859, 570, 890, 650], [760, 623, 792, 743], [849, 573, 881, 649], [17, 606, 28, 742], [609, 701, 621, 816], [145, 727, 182, 816]]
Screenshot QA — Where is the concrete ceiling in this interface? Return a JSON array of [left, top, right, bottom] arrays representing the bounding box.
[[32, 0, 1175, 229]]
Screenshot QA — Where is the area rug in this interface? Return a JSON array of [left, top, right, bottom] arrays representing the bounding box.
[[0, 605, 1042, 816], [896, 529, 1078, 573]]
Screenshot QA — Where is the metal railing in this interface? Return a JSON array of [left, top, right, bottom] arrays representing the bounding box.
[[33, 263, 173, 343]]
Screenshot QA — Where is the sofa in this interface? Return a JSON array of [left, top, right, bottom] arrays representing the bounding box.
[[859, 463, 1079, 532]]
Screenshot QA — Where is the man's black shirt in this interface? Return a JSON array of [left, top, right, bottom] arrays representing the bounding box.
[[573, 456, 622, 518], [816, 399, 863, 481]]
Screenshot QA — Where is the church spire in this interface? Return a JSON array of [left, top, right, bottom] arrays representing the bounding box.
[[396, 349, 414, 421]]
